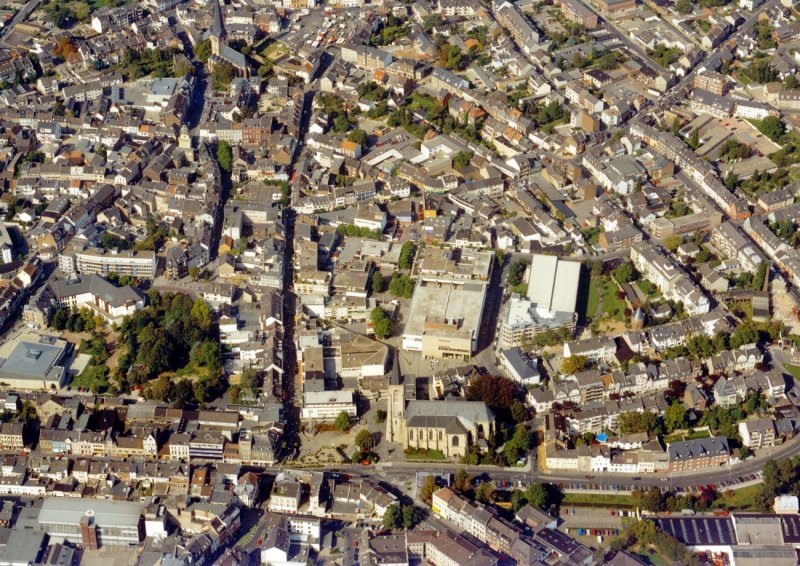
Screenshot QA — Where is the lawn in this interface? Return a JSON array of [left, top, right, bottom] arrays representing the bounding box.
[[407, 93, 436, 112], [260, 40, 288, 61], [404, 448, 445, 460], [785, 364, 800, 381], [584, 279, 600, 322], [510, 283, 528, 295], [600, 277, 626, 321], [562, 492, 636, 507], [663, 429, 711, 444], [70, 363, 110, 393], [714, 483, 762, 511]]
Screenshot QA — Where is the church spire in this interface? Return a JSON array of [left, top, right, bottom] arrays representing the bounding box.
[[210, 0, 225, 41]]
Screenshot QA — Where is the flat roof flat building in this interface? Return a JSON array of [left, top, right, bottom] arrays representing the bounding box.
[[73, 248, 157, 279], [402, 278, 488, 360], [37, 498, 146, 549], [0, 333, 70, 390]]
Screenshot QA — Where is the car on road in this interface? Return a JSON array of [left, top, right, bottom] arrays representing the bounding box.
[[585, 475, 595, 479], [632, 476, 641, 480]]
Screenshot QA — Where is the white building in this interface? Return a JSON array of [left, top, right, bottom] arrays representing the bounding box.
[[301, 390, 358, 421]]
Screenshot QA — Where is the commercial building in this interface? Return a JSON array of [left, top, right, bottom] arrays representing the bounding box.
[[37, 498, 146, 549], [402, 278, 488, 360], [301, 390, 357, 421], [0, 333, 70, 390], [497, 255, 580, 349], [70, 248, 157, 279]]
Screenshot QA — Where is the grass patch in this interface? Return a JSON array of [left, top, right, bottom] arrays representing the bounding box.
[[663, 429, 711, 444], [70, 364, 109, 393], [404, 448, 445, 460], [714, 482, 762, 511], [510, 283, 528, 295], [260, 40, 288, 61], [583, 275, 601, 323], [407, 93, 436, 112], [600, 277, 626, 321], [562, 492, 635, 507], [785, 364, 800, 381]]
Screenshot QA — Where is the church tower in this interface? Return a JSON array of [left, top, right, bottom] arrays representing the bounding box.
[[209, 0, 226, 58]]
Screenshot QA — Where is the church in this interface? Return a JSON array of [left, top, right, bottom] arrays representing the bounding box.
[[386, 374, 495, 460], [208, 0, 250, 78]]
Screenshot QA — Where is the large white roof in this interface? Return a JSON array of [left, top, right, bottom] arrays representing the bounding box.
[[526, 254, 580, 316]]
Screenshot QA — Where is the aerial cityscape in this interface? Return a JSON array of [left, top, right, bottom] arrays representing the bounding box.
[[0, 0, 797, 563]]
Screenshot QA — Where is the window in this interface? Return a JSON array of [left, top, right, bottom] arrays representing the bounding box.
[[452, 436, 459, 447], [409, 429, 414, 440]]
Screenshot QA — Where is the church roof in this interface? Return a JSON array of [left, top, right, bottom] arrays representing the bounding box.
[[211, 0, 225, 39]]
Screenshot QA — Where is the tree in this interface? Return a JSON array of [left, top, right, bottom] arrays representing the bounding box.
[[216, 140, 233, 174], [370, 307, 392, 340], [466, 374, 519, 409], [371, 271, 384, 294], [453, 469, 471, 492], [398, 242, 416, 270], [452, 150, 473, 169], [19, 401, 38, 425], [421, 475, 437, 504], [347, 128, 368, 146], [388, 273, 415, 298], [333, 114, 351, 133], [383, 504, 402, 528], [630, 518, 658, 544], [511, 400, 527, 423], [423, 13, 444, 30], [561, 355, 589, 375], [240, 368, 259, 395], [758, 116, 786, 143], [51, 307, 69, 331], [211, 62, 234, 90], [402, 505, 419, 529], [355, 428, 373, 451], [611, 261, 634, 284], [334, 411, 351, 432], [664, 401, 687, 433], [663, 235, 683, 252], [504, 424, 533, 463], [476, 481, 496, 503], [526, 483, 549, 509], [507, 260, 527, 287], [675, 0, 693, 13], [194, 39, 212, 62], [149, 374, 175, 402], [174, 379, 195, 408]]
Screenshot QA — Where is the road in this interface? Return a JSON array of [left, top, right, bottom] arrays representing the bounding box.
[[0, 0, 41, 49], [304, 427, 800, 491]]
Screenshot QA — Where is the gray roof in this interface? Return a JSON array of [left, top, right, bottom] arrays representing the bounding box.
[[405, 399, 493, 423], [37, 498, 145, 528], [667, 436, 729, 461], [210, 0, 225, 39], [50, 275, 143, 308], [0, 336, 66, 381]]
